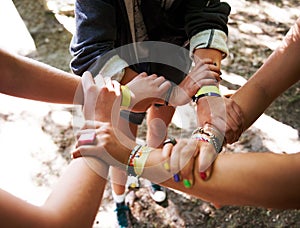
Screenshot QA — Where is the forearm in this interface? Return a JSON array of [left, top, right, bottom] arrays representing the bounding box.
[[0, 158, 108, 227], [231, 19, 300, 130], [0, 48, 83, 104], [143, 149, 300, 209], [0, 189, 49, 227], [43, 157, 109, 227], [193, 151, 300, 209]]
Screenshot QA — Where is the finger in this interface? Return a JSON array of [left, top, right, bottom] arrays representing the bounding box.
[[111, 80, 121, 97], [198, 142, 218, 178], [82, 120, 104, 129], [170, 141, 187, 182], [162, 143, 173, 159], [179, 140, 198, 188], [158, 80, 172, 94], [94, 73, 105, 87], [71, 148, 82, 159], [137, 72, 148, 78], [82, 72, 99, 120], [147, 74, 158, 80], [189, 79, 219, 95], [153, 76, 166, 85], [104, 77, 113, 90], [75, 128, 97, 139], [162, 143, 173, 172], [71, 145, 98, 159]]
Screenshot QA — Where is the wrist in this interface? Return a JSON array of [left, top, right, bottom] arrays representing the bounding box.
[[192, 124, 224, 153], [126, 144, 153, 177], [120, 85, 131, 108], [192, 85, 221, 104]]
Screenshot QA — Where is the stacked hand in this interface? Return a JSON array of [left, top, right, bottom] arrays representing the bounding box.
[[170, 59, 221, 106], [125, 72, 171, 112]]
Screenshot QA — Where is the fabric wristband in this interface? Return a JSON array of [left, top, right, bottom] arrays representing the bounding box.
[[121, 85, 131, 108], [195, 85, 221, 97], [192, 85, 221, 103], [127, 144, 142, 177], [134, 146, 152, 176]]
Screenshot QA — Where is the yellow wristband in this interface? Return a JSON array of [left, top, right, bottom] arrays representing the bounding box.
[[195, 86, 221, 97], [195, 85, 221, 97], [121, 85, 131, 108], [134, 146, 152, 176]]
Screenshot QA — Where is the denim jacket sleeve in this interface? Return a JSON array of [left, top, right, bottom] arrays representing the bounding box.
[[70, 0, 128, 77], [185, 0, 231, 58]]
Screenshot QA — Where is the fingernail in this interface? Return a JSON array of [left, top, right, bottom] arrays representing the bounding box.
[[183, 179, 192, 188], [173, 174, 180, 182], [200, 172, 207, 181], [163, 162, 170, 171]]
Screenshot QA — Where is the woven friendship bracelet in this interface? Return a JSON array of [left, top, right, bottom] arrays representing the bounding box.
[[192, 127, 223, 153], [191, 133, 209, 142], [127, 144, 142, 177], [133, 146, 153, 176], [121, 85, 131, 108]]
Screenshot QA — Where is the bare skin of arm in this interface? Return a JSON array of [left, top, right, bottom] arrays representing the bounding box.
[[0, 48, 83, 104], [0, 158, 108, 227], [0, 72, 123, 227], [0, 48, 169, 111], [231, 18, 300, 130], [74, 122, 300, 209]]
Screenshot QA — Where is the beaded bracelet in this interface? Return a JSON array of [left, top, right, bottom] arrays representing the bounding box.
[[191, 133, 209, 142], [192, 126, 223, 153], [120, 85, 131, 108]]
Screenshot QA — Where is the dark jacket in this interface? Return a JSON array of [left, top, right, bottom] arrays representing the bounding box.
[[70, 0, 230, 83]]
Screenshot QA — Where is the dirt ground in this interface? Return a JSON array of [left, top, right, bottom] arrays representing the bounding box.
[[10, 0, 300, 227]]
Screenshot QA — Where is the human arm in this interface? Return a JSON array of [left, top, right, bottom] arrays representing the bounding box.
[[0, 67, 129, 227], [73, 122, 300, 209], [70, 0, 135, 83], [163, 18, 300, 184], [167, 139, 300, 209], [175, 0, 244, 172], [0, 157, 108, 227], [231, 18, 300, 130], [186, 0, 241, 132], [0, 48, 83, 104]]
